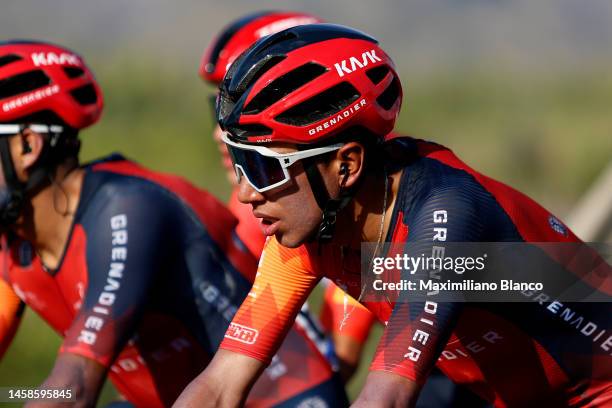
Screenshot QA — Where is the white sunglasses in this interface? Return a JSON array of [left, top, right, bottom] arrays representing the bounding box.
[[0, 124, 63, 136], [221, 132, 343, 193]]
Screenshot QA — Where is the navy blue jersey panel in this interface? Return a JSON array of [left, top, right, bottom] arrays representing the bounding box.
[[72, 164, 255, 357]]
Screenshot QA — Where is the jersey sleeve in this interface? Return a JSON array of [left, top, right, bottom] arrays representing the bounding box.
[[0, 279, 23, 358], [60, 184, 173, 367], [219, 236, 321, 364], [319, 280, 376, 344], [369, 183, 491, 383]]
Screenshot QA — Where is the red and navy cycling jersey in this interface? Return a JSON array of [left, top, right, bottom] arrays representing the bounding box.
[[220, 136, 612, 407], [0, 154, 346, 408]]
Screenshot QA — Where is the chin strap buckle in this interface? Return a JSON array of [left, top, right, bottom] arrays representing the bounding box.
[[315, 184, 353, 243], [317, 205, 339, 243]]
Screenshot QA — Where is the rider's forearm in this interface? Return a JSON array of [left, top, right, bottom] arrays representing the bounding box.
[[173, 370, 245, 408], [351, 370, 420, 408], [173, 349, 265, 408], [24, 353, 106, 408]]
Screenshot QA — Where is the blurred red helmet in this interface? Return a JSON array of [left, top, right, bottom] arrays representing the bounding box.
[[218, 24, 402, 145], [200, 11, 323, 85], [0, 40, 103, 129]]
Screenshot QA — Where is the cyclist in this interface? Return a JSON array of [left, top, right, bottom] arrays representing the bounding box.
[[199, 10, 376, 380], [0, 40, 347, 407], [175, 24, 612, 407]]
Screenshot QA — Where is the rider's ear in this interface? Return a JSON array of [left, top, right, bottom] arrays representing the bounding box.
[[11, 128, 45, 179], [336, 142, 365, 189]]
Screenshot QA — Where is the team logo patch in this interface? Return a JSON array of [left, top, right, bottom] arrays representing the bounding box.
[[548, 215, 568, 236], [2, 85, 60, 112], [307, 98, 367, 136], [225, 322, 259, 344]]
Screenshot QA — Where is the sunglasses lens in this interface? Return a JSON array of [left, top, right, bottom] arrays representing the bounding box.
[[225, 144, 287, 191]]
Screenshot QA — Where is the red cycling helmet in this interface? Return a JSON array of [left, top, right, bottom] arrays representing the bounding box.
[[0, 40, 103, 129], [217, 23, 402, 146], [200, 11, 323, 85], [218, 24, 402, 242]]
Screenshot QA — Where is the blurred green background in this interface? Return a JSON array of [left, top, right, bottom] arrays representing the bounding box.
[[1, 0, 611, 405]]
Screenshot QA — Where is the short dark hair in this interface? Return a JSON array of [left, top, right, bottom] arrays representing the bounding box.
[[302, 125, 384, 172]]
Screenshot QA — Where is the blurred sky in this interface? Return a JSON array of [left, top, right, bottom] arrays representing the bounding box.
[[2, 0, 612, 75]]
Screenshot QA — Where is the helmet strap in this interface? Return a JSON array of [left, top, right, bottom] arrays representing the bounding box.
[[0, 129, 60, 225], [303, 157, 354, 243], [0, 137, 26, 225]]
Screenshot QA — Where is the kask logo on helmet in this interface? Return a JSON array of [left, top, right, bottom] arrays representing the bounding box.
[[334, 49, 382, 77], [31, 52, 80, 67]]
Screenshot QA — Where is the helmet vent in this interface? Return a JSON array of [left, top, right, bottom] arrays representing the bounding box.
[[376, 76, 400, 110], [0, 70, 50, 99], [235, 55, 286, 94], [216, 88, 234, 124], [63, 67, 85, 79], [366, 65, 390, 85], [260, 31, 299, 50], [227, 123, 272, 139], [70, 84, 98, 105], [0, 54, 22, 68], [275, 82, 360, 126], [243, 62, 327, 114]]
